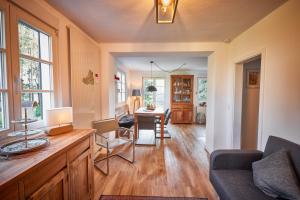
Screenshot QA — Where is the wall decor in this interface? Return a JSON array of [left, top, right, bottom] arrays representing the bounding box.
[[247, 70, 260, 88], [114, 74, 120, 81], [82, 69, 94, 85]]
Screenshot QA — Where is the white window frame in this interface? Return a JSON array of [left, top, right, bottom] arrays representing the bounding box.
[[0, 9, 8, 131], [0, 1, 13, 134], [9, 5, 58, 130], [18, 21, 54, 120], [142, 77, 165, 108], [116, 70, 127, 105]]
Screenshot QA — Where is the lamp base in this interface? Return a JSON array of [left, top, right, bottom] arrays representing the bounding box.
[[46, 124, 73, 136]]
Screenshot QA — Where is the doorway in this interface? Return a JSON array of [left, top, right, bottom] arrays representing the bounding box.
[[241, 57, 261, 149]]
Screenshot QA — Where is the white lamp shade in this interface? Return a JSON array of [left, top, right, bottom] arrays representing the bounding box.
[[45, 107, 73, 127]]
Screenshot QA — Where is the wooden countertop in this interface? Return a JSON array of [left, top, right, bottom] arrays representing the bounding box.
[[0, 129, 94, 189]]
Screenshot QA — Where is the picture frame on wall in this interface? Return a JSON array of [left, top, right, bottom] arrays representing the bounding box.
[[247, 70, 260, 88]]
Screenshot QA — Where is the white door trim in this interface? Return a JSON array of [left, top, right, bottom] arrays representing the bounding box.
[[232, 48, 266, 150]]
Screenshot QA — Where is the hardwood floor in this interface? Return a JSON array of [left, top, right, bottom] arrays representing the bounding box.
[[94, 124, 218, 200]]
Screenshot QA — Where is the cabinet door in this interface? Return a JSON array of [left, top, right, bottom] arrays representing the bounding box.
[[183, 109, 193, 123], [172, 110, 183, 123], [69, 150, 93, 200], [28, 169, 68, 200]]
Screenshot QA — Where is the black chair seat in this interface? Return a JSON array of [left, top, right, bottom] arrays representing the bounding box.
[[118, 114, 134, 128]]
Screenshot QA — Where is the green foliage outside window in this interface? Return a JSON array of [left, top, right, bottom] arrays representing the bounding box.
[[198, 78, 208, 102]]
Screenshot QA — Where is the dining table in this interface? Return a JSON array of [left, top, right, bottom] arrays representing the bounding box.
[[134, 107, 165, 140]]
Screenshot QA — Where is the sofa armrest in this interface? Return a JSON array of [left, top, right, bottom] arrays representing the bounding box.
[[210, 150, 263, 171]]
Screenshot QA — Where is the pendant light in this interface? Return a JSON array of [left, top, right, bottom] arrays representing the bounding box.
[[146, 61, 157, 92]]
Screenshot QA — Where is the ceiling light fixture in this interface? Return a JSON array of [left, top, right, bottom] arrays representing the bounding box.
[[156, 0, 178, 24], [146, 61, 157, 92]]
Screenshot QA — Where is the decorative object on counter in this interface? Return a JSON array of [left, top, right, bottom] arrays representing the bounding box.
[[146, 61, 157, 92], [45, 107, 73, 136], [0, 138, 49, 156], [0, 102, 49, 157], [82, 69, 94, 85], [132, 89, 141, 113], [146, 104, 156, 111]]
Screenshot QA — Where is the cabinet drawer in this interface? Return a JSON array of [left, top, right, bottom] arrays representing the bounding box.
[[0, 183, 19, 200], [67, 137, 90, 162], [23, 153, 67, 198]]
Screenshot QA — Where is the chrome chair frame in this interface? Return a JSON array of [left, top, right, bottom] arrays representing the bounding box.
[[93, 120, 135, 176]]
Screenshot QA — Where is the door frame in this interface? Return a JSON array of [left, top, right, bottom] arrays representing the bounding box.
[[232, 49, 266, 150]]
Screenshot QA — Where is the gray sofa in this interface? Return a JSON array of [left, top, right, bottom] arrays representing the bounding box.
[[209, 136, 300, 200]]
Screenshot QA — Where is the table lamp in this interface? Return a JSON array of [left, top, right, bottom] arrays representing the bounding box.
[[132, 89, 141, 113], [45, 107, 73, 135]]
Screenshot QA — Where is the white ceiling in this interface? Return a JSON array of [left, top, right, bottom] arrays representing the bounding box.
[[115, 52, 209, 72], [47, 0, 286, 43]]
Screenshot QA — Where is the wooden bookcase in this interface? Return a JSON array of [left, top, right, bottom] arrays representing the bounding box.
[[170, 75, 194, 124]]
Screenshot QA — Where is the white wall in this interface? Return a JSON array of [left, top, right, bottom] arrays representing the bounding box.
[[100, 43, 229, 152], [69, 26, 101, 128], [229, 0, 300, 150]]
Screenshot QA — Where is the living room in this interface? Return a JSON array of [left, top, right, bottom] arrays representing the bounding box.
[[0, 0, 299, 200]]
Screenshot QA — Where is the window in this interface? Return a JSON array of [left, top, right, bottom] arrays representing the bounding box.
[[143, 78, 165, 108], [0, 10, 8, 130], [197, 77, 208, 102], [18, 21, 54, 120], [116, 70, 126, 104]]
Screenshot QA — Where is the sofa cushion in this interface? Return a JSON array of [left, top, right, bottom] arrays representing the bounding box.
[[253, 149, 300, 199], [210, 170, 274, 200], [264, 136, 300, 179]]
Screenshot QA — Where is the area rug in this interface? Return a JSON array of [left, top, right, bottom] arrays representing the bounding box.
[[100, 195, 208, 200]]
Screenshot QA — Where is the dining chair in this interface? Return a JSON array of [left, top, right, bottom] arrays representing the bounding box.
[[136, 115, 157, 146], [155, 111, 172, 138], [92, 118, 135, 175]]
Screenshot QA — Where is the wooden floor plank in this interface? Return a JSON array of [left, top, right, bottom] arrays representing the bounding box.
[[94, 124, 218, 200]]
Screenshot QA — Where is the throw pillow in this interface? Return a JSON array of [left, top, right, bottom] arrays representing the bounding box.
[[252, 149, 300, 200]]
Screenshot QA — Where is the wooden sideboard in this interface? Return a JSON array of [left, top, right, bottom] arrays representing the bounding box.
[[0, 129, 95, 200]]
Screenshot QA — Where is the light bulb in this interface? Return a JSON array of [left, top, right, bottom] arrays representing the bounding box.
[[161, 0, 171, 7], [161, 6, 167, 13]]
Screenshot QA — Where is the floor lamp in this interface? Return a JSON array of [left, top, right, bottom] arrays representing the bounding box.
[[132, 89, 141, 113]]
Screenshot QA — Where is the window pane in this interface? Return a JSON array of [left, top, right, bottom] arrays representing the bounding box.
[[117, 93, 121, 103], [0, 11, 5, 49], [0, 52, 6, 89], [18, 22, 39, 58], [155, 79, 164, 87], [21, 92, 52, 120], [0, 92, 8, 130], [117, 72, 121, 79], [198, 78, 208, 101], [41, 63, 52, 90], [40, 32, 51, 61], [20, 58, 41, 90], [143, 78, 165, 107], [121, 73, 125, 83], [121, 92, 125, 102]]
